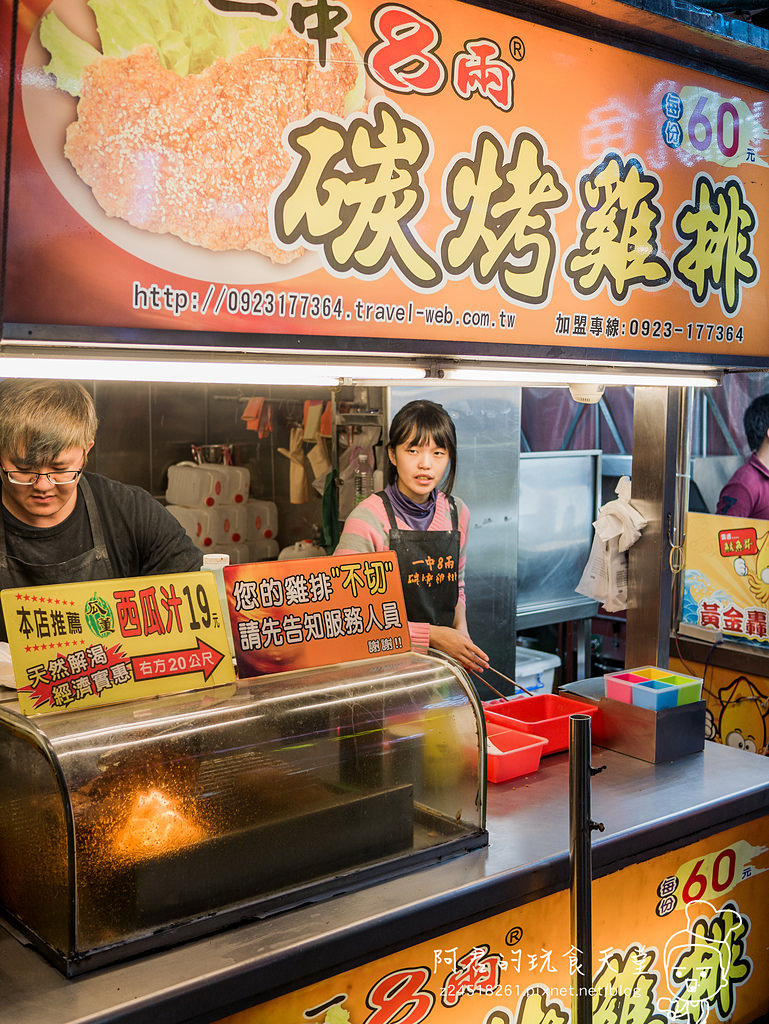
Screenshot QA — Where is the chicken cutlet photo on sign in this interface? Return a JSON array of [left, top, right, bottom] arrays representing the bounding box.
[[24, 0, 366, 281]]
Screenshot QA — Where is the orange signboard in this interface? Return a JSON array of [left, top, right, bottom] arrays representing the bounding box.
[[223, 552, 410, 677], [1, 571, 236, 715], [4, 0, 769, 361], [213, 817, 769, 1024]]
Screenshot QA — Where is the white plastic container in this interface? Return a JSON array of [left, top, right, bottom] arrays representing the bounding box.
[[231, 466, 251, 501], [166, 463, 250, 508], [513, 647, 562, 695], [278, 540, 327, 560], [166, 505, 204, 546], [167, 505, 229, 548], [166, 463, 220, 508], [246, 499, 278, 540], [222, 504, 250, 544], [207, 465, 250, 505]]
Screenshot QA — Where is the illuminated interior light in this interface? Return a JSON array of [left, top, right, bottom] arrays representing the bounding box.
[[440, 367, 720, 388], [0, 356, 427, 386]]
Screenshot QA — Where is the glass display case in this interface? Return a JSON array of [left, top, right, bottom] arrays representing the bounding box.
[[0, 651, 487, 976]]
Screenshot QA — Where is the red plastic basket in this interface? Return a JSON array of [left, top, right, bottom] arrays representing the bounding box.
[[485, 720, 547, 783], [484, 693, 598, 754]]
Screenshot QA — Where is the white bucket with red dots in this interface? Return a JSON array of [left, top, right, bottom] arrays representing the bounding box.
[[222, 503, 249, 544], [167, 505, 229, 548], [166, 463, 250, 507], [246, 499, 278, 541], [166, 463, 220, 508], [206, 465, 250, 505]]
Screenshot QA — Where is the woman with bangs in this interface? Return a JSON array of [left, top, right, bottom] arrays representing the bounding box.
[[335, 399, 488, 675]]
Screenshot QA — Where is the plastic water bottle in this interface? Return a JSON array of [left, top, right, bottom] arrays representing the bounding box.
[[354, 452, 372, 505], [202, 553, 235, 660]]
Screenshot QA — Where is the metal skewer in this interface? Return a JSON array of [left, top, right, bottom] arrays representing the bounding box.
[[470, 662, 536, 699], [469, 670, 508, 701], [485, 661, 536, 697]]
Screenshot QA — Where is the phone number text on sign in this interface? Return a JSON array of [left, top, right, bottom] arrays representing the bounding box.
[[132, 280, 501, 331]]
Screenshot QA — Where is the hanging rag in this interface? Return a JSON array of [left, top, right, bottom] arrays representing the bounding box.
[[320, 468, 341, 552], [242, 397, 273, 438], [576, 476, 647, 612], [278, 425, 310, 504], [319, 401, 333, 438], [303, 400, 324, 442], [308, 436, 333, 496]]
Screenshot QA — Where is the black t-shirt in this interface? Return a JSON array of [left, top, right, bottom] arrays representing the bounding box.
[[1, 489, 94, 566], [0, 472, 203, 638]]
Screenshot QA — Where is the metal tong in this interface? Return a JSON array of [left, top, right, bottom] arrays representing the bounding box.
[[470, 661, 536, 700]]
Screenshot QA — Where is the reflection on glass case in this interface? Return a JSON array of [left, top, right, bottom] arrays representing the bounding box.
[[0, 651, 487, 976]]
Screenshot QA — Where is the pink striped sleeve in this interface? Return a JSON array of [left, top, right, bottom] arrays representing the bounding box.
[[334, 494, 390, 554]]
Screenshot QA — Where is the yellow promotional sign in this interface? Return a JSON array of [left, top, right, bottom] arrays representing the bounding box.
[[682, 512, 769, 644], [213, 818, 769, 1024], [1, 572, 236, 715]]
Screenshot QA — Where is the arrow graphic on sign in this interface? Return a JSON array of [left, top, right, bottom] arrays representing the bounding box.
[[130, 638, 225, 683]]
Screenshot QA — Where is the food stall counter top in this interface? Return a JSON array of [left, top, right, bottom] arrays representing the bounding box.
[[1, 740, 768, 1024]]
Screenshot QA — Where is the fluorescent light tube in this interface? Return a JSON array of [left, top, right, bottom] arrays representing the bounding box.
[[0, 356, 425, 386], [441, 367, 719, 388]]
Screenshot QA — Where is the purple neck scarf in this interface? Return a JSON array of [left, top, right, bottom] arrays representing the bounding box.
[[385, 481, 437, 531]]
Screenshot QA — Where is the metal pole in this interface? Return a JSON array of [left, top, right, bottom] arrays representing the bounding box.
[[570, 713, 604, 1024], [671, 387, 693, 632]]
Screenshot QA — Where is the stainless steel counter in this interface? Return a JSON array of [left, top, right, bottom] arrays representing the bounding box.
[[1, 740, 768, 1024]]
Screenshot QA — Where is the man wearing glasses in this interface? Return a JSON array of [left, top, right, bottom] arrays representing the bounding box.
[[0, 378, 203, 640]]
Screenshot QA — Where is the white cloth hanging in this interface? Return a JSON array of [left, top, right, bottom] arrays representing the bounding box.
[[576, 476, 647, 612]]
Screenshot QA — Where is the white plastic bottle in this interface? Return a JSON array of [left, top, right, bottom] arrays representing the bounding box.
[[354, 452, 372, 505], [201, 553, 235, 659]]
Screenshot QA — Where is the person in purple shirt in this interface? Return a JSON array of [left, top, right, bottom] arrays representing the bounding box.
[[717, 394, 769, 520]]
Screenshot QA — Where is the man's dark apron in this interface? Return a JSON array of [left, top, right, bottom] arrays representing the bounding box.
[[378, 491, 460, 626], [0, 477, 116, 590]]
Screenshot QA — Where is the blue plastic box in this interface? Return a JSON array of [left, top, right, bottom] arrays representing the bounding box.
[[631, 679, 679, 711]]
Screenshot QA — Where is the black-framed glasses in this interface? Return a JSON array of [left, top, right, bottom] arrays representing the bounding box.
[[0, 455, 86, 486]]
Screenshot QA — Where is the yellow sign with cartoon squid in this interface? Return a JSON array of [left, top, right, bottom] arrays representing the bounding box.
[[680, 512, 769, 755]]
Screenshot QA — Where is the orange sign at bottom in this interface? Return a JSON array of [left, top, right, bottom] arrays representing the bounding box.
[[214, 817, 769, 1024]]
